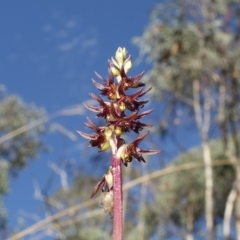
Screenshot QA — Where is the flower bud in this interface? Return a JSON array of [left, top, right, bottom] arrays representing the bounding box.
[[105, 166, 113, 189], [104, 127, 113, 140], [106, 114, 115, 122], [116, 75, 122, 83], [119, 101, 126, 111], [110, 66, 120, 76], [114, 126, 123, 136], [117, 143, 131, 164], [124, 56, 132, 73], [115, 47, 127, 67], [100, 141, 110, 151], [109, 91, 117, 100]]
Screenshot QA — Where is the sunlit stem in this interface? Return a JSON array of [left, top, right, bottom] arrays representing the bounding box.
[[112, 153, 123, 240]]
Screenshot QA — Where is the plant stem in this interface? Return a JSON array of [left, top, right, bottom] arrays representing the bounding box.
[[112, 154, 123, 240]]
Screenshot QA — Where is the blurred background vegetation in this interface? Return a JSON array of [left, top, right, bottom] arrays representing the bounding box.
[[2, 0, 240, 239]]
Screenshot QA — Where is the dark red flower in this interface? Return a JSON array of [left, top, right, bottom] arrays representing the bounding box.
[[119, 68, 145, 90], [77, 117, 112, 151], [91, 166, 113, 198], [117, 131, 162, 166], [117, 87, 152, 111], [92, 70, 119, 100], [84, 93, 116, 121], [111, 109, 154, 133]]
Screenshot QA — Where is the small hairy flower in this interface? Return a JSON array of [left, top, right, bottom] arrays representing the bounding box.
[[99, 190, 113, 213]]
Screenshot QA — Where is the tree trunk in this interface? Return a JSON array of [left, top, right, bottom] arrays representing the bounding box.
[[138, 163, 148, 240], [202, 141, 214, 240], [185, 203, 194, 240], [123, 163, 131, 230], [185, 233, 194, 240], [193, 79, 214, 240], [223, 187, 237, 240], [234, 165, 240, 240]]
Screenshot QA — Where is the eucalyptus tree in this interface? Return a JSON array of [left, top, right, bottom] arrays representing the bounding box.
[[0, 88, 47, 237], [150, 139, 234, 239], [134, 0, 240, 239]]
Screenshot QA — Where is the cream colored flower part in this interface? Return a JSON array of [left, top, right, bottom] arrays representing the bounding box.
[[110, 47, 133, 82], [115, 47, 127, 66], [99, 190, 113, 213]]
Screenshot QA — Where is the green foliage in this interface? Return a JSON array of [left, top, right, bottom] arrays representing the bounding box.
[[0, 160, 9, 194], [149, 138, 234, 236], [48, 173, 112, 239], [60, 227, 111, 240], [0, 89, 47, 232], [133, 0, 240, 101], [0, 196, 7, 230], [0, 161, 9, 229], [0, 95, 47, 171]]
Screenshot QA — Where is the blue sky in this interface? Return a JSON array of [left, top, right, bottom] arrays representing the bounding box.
[[1, 1, 174, 238], [0, 1, 159, 112]]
